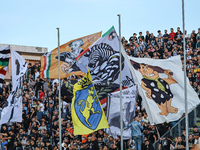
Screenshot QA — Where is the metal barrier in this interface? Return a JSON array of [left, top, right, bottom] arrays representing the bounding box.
[[155, 104, 200, 150]]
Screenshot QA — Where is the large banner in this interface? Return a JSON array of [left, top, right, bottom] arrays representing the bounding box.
[[71, 68, 109, 135], [74, 27, 134, 87], [106, 85, 137, 139], [129, 55, 200, 124], [40, 32, 101, 79], [0, 50, 27, 125]]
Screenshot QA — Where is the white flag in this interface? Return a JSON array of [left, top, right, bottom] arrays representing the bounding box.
[[73, 26, 134, 87], [106, 85, 137, 139], [0, 50, 27, 125], [128, 55, 200, 125]]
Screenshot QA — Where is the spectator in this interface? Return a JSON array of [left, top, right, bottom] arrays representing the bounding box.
[[157, 30, 163, 45], [141, 140, 154, 150], [123, 117, 143, 150], [34, 68, 40, 81], [138, 32, 144, 41], [174, 136, 186, 149], [163, 30, 169, 44], [194, 133, 200, 145], [169, 28, 176, 41], [158, 137, 173, 150], [145, 31, 151, 43]]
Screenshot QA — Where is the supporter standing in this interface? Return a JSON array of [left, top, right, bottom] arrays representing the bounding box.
[[163, 30, 169, 44], [145, 31, 151, 43], [157, 30, 163, 45], [123, 117, 143, 150], [169, 28, 176, 41]]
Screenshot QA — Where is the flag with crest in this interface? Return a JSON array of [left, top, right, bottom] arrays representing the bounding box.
[[71, 67, 109, 135]]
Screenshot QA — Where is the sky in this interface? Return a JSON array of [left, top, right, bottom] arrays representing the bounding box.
[[0, 0, 199, 52]]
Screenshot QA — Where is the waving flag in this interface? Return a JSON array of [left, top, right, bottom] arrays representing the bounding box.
[[71, 67, 109, 135], [0, 50, 27, 125], [0, 46, 10, 87], [40, 32, 101, 79], [129, 55, 200, 124], [74, 26, 134, 87]]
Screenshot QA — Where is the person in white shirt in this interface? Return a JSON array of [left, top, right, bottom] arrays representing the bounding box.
[[38, 100, 44, 112], [60, 98, 69, 118], [34, 68, 40, 81], [194, 133, 200, 145]]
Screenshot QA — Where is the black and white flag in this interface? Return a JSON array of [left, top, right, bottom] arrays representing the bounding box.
[[0, 50, 27, 125], [106, 85, 137, 139]]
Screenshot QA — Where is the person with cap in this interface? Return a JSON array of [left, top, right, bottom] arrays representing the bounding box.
[[123, 116, 143, 150], [129, 33, 138, 43]]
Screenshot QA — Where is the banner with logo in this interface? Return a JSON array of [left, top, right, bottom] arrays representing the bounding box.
[[71, 68, 109, 135], [106, 85, 137, 139], [40, 32, 101, 79]]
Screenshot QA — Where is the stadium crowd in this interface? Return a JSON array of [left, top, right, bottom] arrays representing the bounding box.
[[0, 27, 200, 150]]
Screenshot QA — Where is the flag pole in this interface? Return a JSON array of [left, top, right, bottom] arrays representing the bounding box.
[[182, 0, 188, 150], [57, 27, 62, 150], [117, 14, 123, 150]]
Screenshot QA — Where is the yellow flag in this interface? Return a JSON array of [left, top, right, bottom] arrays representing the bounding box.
[[71, 67, 109, 135], [40, 32, 101, 79]]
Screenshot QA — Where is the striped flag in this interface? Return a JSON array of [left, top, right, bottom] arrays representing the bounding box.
[[0, 46, 10, 87], [42, 52, 51, 79]]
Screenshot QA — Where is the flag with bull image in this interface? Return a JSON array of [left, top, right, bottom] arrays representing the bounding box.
[[71, 67, 109, 135], [0, 50, 27, 125], [128, 55, 200, 124], [72, 26, 134, 87]]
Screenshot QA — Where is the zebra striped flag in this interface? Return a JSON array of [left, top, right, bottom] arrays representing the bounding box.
[[74, 27, 134, 107], [0, 46, 10, 87], [75, 27, 134, 86]]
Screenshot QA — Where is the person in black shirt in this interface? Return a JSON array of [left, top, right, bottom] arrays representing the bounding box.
[[193, 125, 199, 135], [129, 33, 138, 43], [159, 137, 173, 150], [34, 77, 43, 97], [2, 130, 16, 150], [163, 30, 169, 44], [145, 31, 151, 43], [142, 140, 154, 150], [175, 136, 186, 149], [181, 129, 186, 142], [143, 128, 156, 145], [91, 136, 99, 150], [188, 134, 195, 149]]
